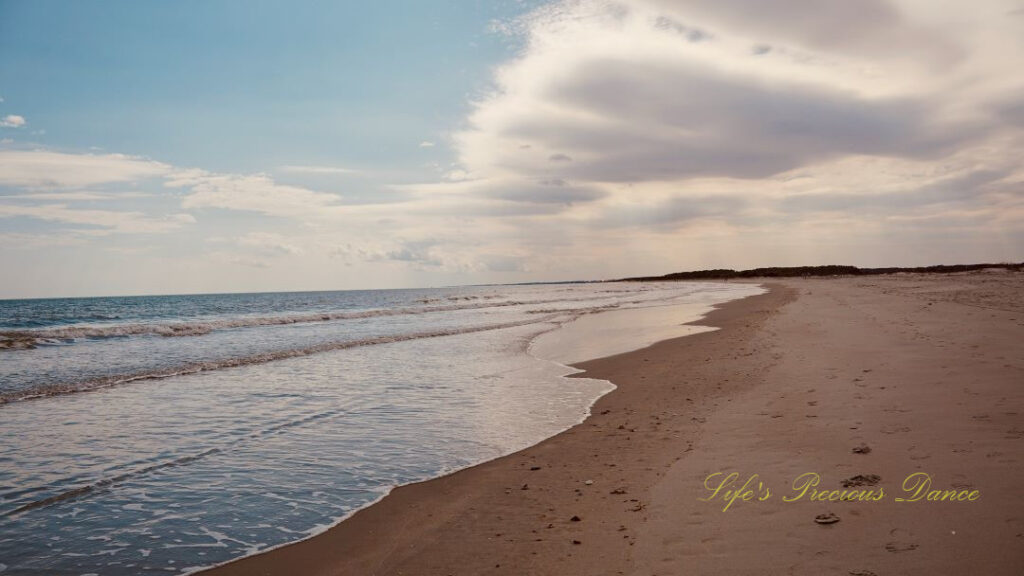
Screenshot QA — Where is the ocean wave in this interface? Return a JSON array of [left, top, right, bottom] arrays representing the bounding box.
[[0, 313, 569, 406], [524, 303, 621, 314], [0, 298, 582, 349], [2, 447, 224, 517], [2, 407, 356, 517]]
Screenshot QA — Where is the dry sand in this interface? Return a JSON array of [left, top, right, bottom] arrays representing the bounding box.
[[202, 271, 1023, 575]]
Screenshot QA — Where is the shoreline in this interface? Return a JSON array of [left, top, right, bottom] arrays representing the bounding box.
[[200, 283, 790, 575], [201, 271, 1024, 575]]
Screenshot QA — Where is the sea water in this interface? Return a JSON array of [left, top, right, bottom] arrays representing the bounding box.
[[0, 281, 762, 574]]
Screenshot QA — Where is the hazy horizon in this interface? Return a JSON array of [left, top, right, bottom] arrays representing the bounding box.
[[4, 260, 1022, 301]]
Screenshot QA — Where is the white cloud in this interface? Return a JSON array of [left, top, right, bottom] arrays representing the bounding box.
[[2, 191, 152, 201], [4, 0, 1023, 296], [638, 0, 961, 66], [0, 150, 359, 234], [0, 231, 87, 249], [171, 171, 344, 219], [437, 1, 1023, 238], [278, 164, 359, 175], [0, 203, 195, 234], [0, 115, 25, 128], [214, 232, 305, 256], [0, 150, 171, 188], [419, 141, 436, 148], [456, 0, 1007, 187], [206, 251, 272, 268]]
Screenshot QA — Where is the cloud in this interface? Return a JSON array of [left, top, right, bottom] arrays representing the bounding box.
[[596, 194, 748, 229], [278, 164, 359, 175], [425, 0, 1023, 272], [172, 171, 344, 219], [995, 92, 1024, 128], [0, 150, 353, 221], [378, 239, 444, 267], [482, 178, 605, 204], [326, 236, 503, 272], [390, 174, 607, 211], [654, 15, 711, 42], [232, 232, 304, 256], [0, 115, 26, 128], [209, 252, 272, 268], [637, 0, 960, 64], [455, 2, 984, 188], [0, 150, 171, 188], [528, 57, 963, 180], [482, 255, 528, 272], [1, 191, 152, 201], [0, 231, 87, 249], [780, 169, 1013, 214], [0, 203, 195, 234], [3, 0, 1023, 295], [452, 1, 1022, 193]]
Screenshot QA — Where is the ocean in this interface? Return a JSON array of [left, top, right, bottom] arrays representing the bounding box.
[[0, 281, 762, 575]]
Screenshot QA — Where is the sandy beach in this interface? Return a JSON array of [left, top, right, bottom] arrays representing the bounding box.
[[6, 3, 1023, 573], [203, 271, 1024, 576]]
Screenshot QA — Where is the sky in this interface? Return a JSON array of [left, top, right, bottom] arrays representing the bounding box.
[[1, 0, 1022, 298]]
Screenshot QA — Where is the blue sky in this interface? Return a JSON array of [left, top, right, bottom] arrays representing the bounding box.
[[1, 0, 1022, 298], [1, 1, 533, 174]]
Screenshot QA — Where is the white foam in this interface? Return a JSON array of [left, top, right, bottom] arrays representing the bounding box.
[[2, 281, 766, 575], [180, 282, 765, 575], [531, 283, 765, 365]]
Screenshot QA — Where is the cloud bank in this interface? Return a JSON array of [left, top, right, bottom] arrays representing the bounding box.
[[1, 0, 1022, 296]]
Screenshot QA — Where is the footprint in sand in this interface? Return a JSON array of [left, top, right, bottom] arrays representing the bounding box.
[[841, 474, 881, 488], [814, 512, 840, 525], [950, 473, 974, 490], [885, 528, 918, 553], [1005, 517, 1023, 534], [908, 446, 931, 461], [885, 541, 919, 553]]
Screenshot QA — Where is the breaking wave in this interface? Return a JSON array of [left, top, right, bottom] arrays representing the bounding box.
[[0, 313, 569, 405], [0, 297, 611, 350]]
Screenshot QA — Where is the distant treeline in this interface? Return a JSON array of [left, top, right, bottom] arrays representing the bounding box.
[[621, 262, 1024, 282]]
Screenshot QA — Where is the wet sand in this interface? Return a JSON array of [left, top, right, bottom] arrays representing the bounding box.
[[202, 271, 1024, 575]]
